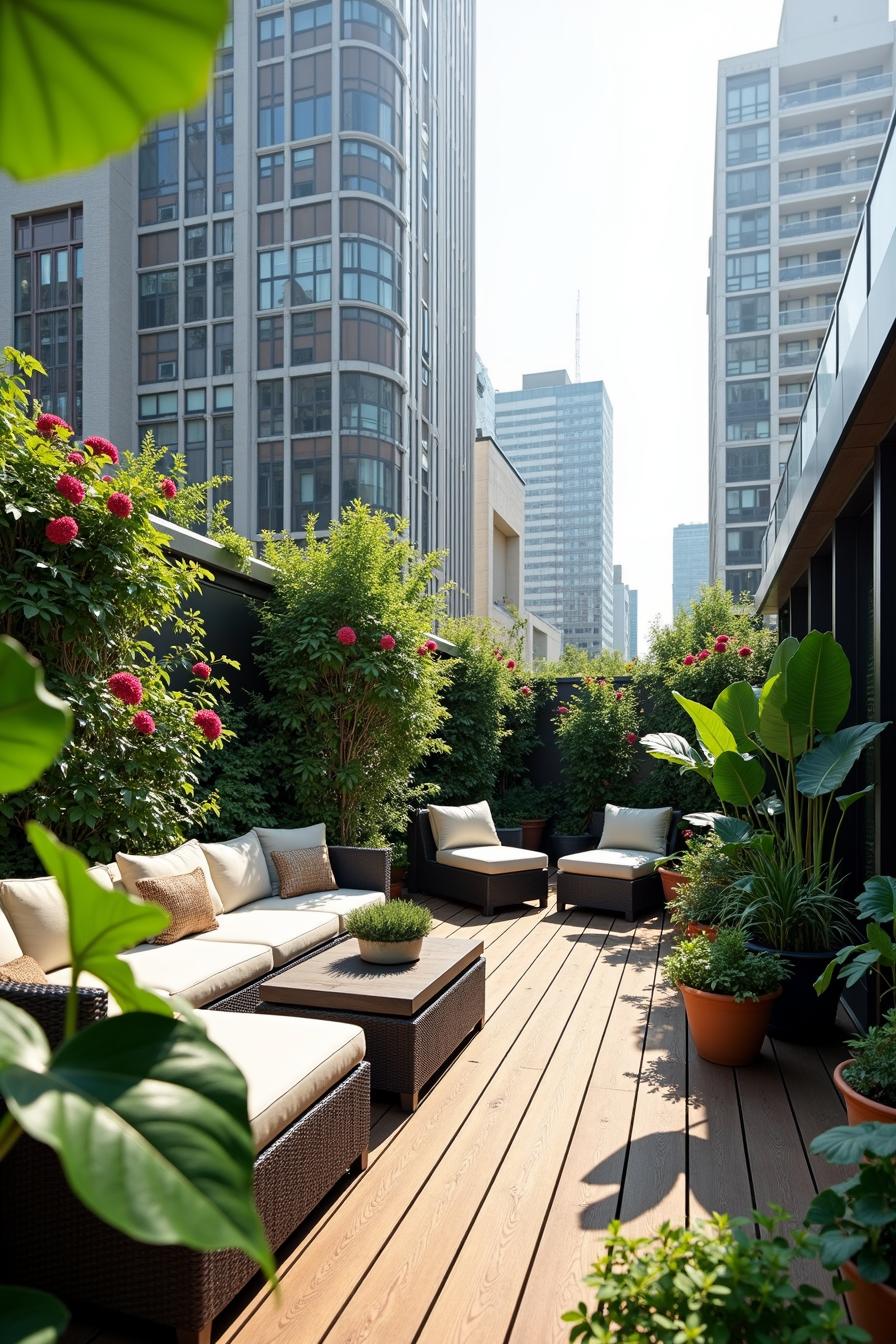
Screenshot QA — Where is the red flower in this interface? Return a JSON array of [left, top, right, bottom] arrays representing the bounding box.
[[519, 685, 532, 697], [713, 639, 728, 654], [718, 634, 730, 642], [557, 704, 569, 715], [55, 473, 85, 506], [194, 708, 222, 741], [336, 625, 357, 646], [191, 661, 212, 680], [417, 644, 430, 657], [683, 654, 696, 666], [44, 516, 78, 545], [66, 450, 85, 467], [35, 412, 72, 438], [738, 645, 753, 658], [506, 659, 516, 670], [426, 640, 438, 652], [101, 474, 112, 483], [697, 649, 710, 661], [132, 711, 156, 736], [625, 731, 637, 745], [683, 829, 694, 840], [108, 672, 143, 705], [84, 436, 120, 464], [107, 492, 133, 518], [615, 689, 624, 701], [379, 634, 396, 651], [159, 477, 177, 500]]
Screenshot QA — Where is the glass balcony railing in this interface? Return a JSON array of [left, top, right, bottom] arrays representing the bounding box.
[[779, 210, 864, 240], [779, 119, 890, 154], [778, 304, 834, 327], [779, 70, 893, 110], [780, 165, 877, 196], [779, 391, 808, 409], [779, 349, 817, 369], [779, 259, 845, 282]]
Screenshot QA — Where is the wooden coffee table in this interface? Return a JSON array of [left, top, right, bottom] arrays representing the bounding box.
[[257, 936, 485, 1111]]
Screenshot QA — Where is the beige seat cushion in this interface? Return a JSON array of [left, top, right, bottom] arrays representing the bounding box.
[[196, 907, 339, 965], [0, 865, 113, 972], [254, 824, 326, 896], [197, 1009, 365, 1151], [250, 889, 385, 932], [116, 839, 224, 914], [427, 801, 499, 850], [200, 831, 272, 912], [598, 805, 672, 856], [436, 845, 547, 875], [119, 939, 272, 1006], [558, 848, 663, 880], [0, 906, 23, 963]]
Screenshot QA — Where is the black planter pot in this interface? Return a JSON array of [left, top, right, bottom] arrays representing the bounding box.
[[549, 833, 592, 863], [746, 941, 842, 1042]]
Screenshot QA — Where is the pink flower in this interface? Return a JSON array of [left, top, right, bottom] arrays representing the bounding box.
[[683, 829, 694, 840], [519, 685, 532, 697], [66, 451, 85, 467], [417, 644, 430, 656], [718, 634, 730, 642], [84, 436, 120, 464], [493, 648, 503, 659], [597, 677, 607, 686], [132, 710, 156, 736], [557, 704, 569, 716], [615, 690, 624, 701], [44, 516, 78, 545], [108, 672, 143, 705], [55, 473, 85, 505], [191, 661, 212, 680], [713, 639, 728, 654], [194, 708, 222, 741], [107, 492, 133, 518], [683, 654, 696, 666], [697, 649, 710, 661], [337, 626, 357, 646], [379, 634, 396, 651], [506, 659, 516, 670], [159, 477, 177, 500], [625, 731, 637, 745], [101, 474, 113, 483], [35, 412, 72, 438], [738, 645, 753, 658], [426, 640, 438, 652]]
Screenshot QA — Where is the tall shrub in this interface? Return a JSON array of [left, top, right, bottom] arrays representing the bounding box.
[[257, 503, 450, 844], [554, 677, 641, 828], [0, 350, 233, 870]]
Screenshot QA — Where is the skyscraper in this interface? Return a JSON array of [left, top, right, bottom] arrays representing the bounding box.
[[495, 370, 614, 654], [613, 563, 638, 659], [708, 0, 895, 600], [1, 0, 476, 611], [673, 522, 710, 615]]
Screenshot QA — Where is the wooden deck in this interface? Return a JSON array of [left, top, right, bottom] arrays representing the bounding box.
[[77, 887, 853, 1344]]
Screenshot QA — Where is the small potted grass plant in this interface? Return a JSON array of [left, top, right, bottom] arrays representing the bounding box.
[[344, 898, 433, 965], [665, 928, 789, 1066]]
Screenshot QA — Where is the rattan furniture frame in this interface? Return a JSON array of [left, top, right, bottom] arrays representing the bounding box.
[[407, 809, 548, 916], [556, 811, 682, 921]]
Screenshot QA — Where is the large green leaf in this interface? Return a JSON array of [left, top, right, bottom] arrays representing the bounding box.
[[712, 751, 766, 807], [857, 877, 896, 925], [711, 816, 753, 845], [0, 1285, 69, 1344], [0, 0, 228, 181], [783, 631, 852, 735], [768, 635, 799, 679], [811, 1122, 896, 1166], [27, 823, 172, 1016], [712, 681, 759, 746], [0, 637, 71, 795], [757, 673, 808, 758], [671, 692, 738, 761], [795, 722, 890, 798], [0, 1011, 275, 1281], [836, 783, 875, 813], [638, 732, 711, 779]]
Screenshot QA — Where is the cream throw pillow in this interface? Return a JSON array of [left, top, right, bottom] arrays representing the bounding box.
[[200, 831, 272, 911], [116, 839, 223, 914], [254, 824, 327, 896], [428, 801, 500, 851], [598, 804, 672, 856], [0, 865, 113, 972]]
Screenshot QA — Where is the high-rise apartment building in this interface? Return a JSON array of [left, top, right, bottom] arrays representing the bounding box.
[[673, 522, 709, 614], [708, 0, 895, 599], [495, 370, 614, 654], [612, 563, 638, 659], [1, 0, 476, 610]]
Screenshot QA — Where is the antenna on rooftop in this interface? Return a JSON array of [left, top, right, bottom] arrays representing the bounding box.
[[575, 290, 581, 383]]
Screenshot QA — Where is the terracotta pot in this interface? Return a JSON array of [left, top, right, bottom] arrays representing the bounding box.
[[389, 866, 408, 900], [356, 937, 423, 965], [659, 868, 688, 904], [519, 818, 547, 851], [842, 1260, 896, 1344], [686, 921, 718, 941], [834, 1060, 896, 1126], [678, 983, 781, 1066]]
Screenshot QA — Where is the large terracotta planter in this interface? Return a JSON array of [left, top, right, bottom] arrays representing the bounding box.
[[659, 868, 688, 904], [842, 1260, 896, 1344], [678, 983, 781, 1066], [519, 818, 547, 851], [834, 1060, 896, 1126], [686, 921, 718, 941]]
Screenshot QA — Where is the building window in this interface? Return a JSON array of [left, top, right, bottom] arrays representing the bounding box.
[[340, 197, 401, 248], [726, 335, 769, 376], [185, 417, 207, 484], [138, 230, 178, 267], [291, 435, 330, 530], [258, 379, 284, 436], [292, 144, 331, 197], [292, 373, 331, 432], [184, 263, 207, 322], [340, 438, 399, 511], [259, 211, 285, 247], [185, 326, 207, 379], [725, 443, 770, 483], [213, 322, 234, 374], [340, 238, 400, 312], [726, 485, 770, 522], [213, 258, 233, 317], [213, 415, 234, 523], [341, 306, 402, 370], [138, 268, 178, 328], [726, 378, 770, 441], [138, 390, 178, 419], [725, 528, 764, 565], [340, 372, 400, 440], [725, 250, 769, 292], [258, 247, 289, 309], [726, 292, 770, 334], [258, 62, 285, 148], [341, 139, 401, 205], [292, 1, 332, 50], [258, 315, 285, 368], [726, 123, 769, 166], [214, 75, 234, 211], [726, 70, 770, 124], [258, 151, 285, 204], [139, 329, 178, 383], [214, 218, 234, 255], [291, 308, 331, 364], [214, 384, 234, 411], [185, 104, 207, 218], [293, 242, 331, 304], [726, 166, 770, 207], [185, 224, 207, 259], [292, 53, 331, 138], [726, 208, 769, 250], [342, 0, 403, 60], [725, 568, 762, 601], [257, 12, 285, 59], [139, 119, 178, 224], [258, 441, 284, 531], [186, 387, 206, 413], [292, 202, 330, 240], [341, 47, 403, 150]]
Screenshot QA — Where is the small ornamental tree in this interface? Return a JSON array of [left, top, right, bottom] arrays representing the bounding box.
[[554, 677, 642, 829], [0, 350, 233, 869], [257, 503, 450, 844]]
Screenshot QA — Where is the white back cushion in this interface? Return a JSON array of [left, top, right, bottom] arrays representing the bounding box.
[[0, 905, 23, 963], [254, 824, 326, 897], [598, 804, 672, 856], [116, 838, 223, 914], [0, 865, 113, 972], [200, 831, 272, 912], [428, 801, 499, 851]]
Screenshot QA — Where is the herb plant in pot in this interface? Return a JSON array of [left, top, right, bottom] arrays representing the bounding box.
[[344, 899, 433, 965], [665, 928, 789, 1066], [665, 832, 741, 938]]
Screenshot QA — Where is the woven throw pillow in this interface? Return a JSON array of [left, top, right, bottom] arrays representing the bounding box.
[[0, 954, 49, 985], [271, 846, 337, 899], [135, 867, 219, 945]]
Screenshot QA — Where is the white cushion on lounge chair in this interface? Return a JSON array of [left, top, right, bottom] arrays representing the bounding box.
[[436, 845, 547, 875], [195, 907, 339, 964], [598, 805, 671, 855], [250, 889, 385, 931], [198, 1009, 365, 1150], [557, 848, 663, 879], [427, 801, 499, 850]]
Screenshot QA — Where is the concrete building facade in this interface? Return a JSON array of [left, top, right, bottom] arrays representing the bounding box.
[[612, 563, 638, 660], [708, 0, 896, 601], [673, 522, 710, 614]]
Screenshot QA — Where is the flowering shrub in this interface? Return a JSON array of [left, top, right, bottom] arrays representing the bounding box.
[[0, 349, 235, 871], [554, 677, 642, 829]]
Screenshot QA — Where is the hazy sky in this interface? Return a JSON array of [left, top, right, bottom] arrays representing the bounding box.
[[475, 0, 880, 649]]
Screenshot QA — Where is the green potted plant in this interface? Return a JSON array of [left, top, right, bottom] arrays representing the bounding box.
[[549, 808, 593, 864], [830, 1012, 896, 1126], [490, 783, 551, 851], [655, 825, 695, 904], [389, 839, 409, 899], [562, 1211, 858, 1343], [664, 928, 789, 1066], [808, 1121, 896, 1344], [344, 898, 433, 965], [665, 831, 742, 937]]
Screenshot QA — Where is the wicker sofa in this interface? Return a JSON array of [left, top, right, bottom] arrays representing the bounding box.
[[408, 804, 548, 916], [556, 806, 681, 921]]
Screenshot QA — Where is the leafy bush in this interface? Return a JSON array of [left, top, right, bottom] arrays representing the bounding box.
[[562, 1213, 858, 1343], [667, 832, 745, 928], [489, 782, 555, 827], [0, 352, 233, 870], [195, 703, 280, 841], [256, 503, 449, 845], [344, 898, 433, 942], [808, 1121, 896, 1285], [554, 678, 641, 826], [840, 1009, 896, 1109], [538, 645, 629, 678], [817, 875, 896, 999], [721, 848, 854, 953], [665, 928, 789, 1001], [497, 667, 554, 794]]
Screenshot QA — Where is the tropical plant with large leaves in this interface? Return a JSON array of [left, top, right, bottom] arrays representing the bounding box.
[[640, 631, 889, 888]]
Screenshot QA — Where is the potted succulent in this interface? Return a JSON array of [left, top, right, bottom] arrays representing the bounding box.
[[664, 928, 789, 1066], [491, 783, 551, 852], [549, 808, 593, 864], [389, 839, 409, 899], [808, 1121, 896, 1344], [665, 832, 742, 938], [562, 1210, 858, 1343], [344, 899, 433, 965]]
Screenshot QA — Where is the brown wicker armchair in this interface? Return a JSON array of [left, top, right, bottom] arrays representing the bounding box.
[[407, 808, 548, 916], [556, 809, 681, 921]]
